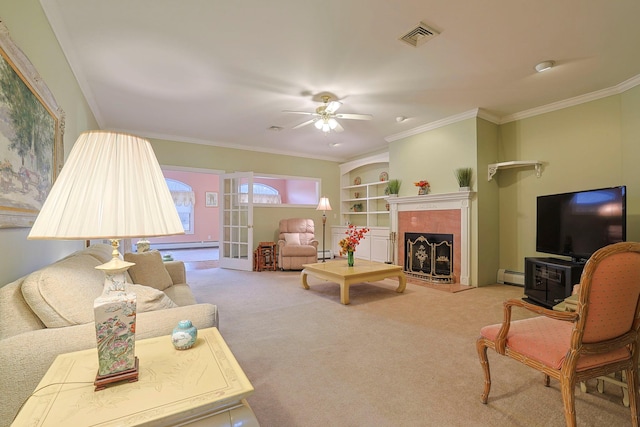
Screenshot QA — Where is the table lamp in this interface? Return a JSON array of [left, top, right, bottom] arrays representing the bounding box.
[[28, 130, 184, 389], [316, 197, 332, 262]]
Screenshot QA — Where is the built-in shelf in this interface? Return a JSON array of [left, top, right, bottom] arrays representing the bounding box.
[[487, 160, 542, 181]]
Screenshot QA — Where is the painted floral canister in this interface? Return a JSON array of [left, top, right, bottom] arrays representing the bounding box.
[[172, 320, 198, 350]]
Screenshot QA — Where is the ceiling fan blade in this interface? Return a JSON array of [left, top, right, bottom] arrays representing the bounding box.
[[335, 113, 373, 120], [325, 101, 342, 114], [282, 110, 319, 116], [292, 118, 317, 129]]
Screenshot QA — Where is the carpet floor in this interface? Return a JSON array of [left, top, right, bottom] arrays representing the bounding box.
[[188, 267, 632, 427]]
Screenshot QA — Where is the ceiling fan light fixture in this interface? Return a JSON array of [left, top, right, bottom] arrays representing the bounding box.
[[328, 118, 338, 130], [535, 60, 555, 73], [314, 120, 324, 130], [321, 123, 331, 133]]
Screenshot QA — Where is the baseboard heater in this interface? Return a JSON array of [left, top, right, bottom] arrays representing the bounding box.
[[150, 242, 219, 250], [497, 268, 525, 286]]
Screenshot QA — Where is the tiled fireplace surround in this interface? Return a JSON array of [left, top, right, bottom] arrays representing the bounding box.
[[388, 192, 473, 285]]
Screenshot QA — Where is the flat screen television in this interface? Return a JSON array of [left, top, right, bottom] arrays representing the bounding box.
[[536, 186, 626, 262]]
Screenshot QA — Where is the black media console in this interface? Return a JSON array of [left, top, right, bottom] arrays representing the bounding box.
[[524, 257, 585, 308]]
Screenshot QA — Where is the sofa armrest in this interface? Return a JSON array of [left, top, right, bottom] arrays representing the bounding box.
[[0, 303, 218, 426], [164, 260, 186, 285]]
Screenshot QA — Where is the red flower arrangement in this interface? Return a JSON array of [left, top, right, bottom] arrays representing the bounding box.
[[338, 224, 370, 255], [414, 180, 430, 189]]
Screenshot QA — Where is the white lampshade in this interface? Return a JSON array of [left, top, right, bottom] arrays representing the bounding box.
[[28, 130, 184, 240], [316, 197, 332, 212], [314, 120, 324, 130]]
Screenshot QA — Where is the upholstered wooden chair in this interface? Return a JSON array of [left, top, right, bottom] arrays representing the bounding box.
[[477, 242, 640, 427]]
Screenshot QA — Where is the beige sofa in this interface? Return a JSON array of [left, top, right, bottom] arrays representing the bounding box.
[[0, 244, 219, 426]]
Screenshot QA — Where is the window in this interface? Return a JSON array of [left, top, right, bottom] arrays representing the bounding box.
[[165, 178, 194, 234], [239, 183, 282, 204]]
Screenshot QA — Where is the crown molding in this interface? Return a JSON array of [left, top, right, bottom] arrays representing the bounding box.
[[384, 74, 640, 139]]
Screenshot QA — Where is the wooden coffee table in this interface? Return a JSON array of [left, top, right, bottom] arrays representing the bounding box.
[[301, 259, 406, 304]]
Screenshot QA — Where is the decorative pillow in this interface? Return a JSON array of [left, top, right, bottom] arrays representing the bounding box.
[[125, 284, 178, 312], [283, 233, 301, 246], [21, 254, 105, 328], [124, 250, 173, 291]]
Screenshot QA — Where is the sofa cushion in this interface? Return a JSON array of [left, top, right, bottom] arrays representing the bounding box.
[[125, 284, 178, 312], [124, 251, 173, 291], [21, 254, 105, 328]]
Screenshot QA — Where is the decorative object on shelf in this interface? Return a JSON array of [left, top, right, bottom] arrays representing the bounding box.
[[338, 224, 370, 267], [354, 192, 360, 198], [172, 320, 198, 350], [28, 130, 184, 390], [387, 179, 401, 196], [136, 239, 151, 253], [414, 180, 430, 195], [316, 197, 332, 263], [454, 167, 473, 191], [352, 203, 363, 212], [386, 202, 390, 211], [354, 176, 361, 185], [379, 171, 388, 182]]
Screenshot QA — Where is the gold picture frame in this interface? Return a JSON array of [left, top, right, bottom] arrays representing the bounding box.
[[0, 20, 65, 228]]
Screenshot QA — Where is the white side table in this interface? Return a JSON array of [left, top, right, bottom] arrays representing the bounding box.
[[12, 327, 259, 426]]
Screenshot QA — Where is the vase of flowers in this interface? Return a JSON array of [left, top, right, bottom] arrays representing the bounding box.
[[414, 180, 430, 195], [339, 224, 370, 267]]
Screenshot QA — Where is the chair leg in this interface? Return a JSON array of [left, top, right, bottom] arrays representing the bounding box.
[[544, 374, 550, 387], [560, 377, 577, 427], [624, 366, 639, 427], [476, 338, 492, 404]]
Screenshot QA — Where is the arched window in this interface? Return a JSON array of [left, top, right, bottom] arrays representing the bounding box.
[[165, 178, 195, 234], [239, 183, 282, 204]]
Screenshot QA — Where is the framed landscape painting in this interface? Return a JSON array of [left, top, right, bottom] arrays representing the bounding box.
[[0, 21, 64, 228]]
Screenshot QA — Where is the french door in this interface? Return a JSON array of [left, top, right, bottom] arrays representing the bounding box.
[[219, 172, 254, 271]]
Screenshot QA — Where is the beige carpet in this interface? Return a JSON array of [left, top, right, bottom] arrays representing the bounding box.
[[188, 268, 632, 426]]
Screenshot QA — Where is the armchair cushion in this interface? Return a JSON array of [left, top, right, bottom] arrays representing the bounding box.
[[480, 317, 629, 371], [124, 250, 173, 291], [283, 233, 301, 246]]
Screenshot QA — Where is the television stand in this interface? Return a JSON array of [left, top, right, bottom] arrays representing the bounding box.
[[524, 257, 585, 309]]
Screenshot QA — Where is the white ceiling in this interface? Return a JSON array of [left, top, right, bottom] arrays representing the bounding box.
[[40, 0, 640, 162]]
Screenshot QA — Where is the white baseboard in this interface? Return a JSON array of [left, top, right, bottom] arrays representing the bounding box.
[[151, 242, 219, 250]]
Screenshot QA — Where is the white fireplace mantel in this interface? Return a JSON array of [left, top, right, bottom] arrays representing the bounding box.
[[388, 191, 475, 285]]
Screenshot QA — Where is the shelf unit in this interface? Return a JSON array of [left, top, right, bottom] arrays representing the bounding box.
[[339, 152, 390, 228], [335, 153, 391, 262], [487, 160, 542, 181]]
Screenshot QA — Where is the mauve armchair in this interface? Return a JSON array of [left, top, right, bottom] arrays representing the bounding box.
[[477, 242, 640, 427], [277, 218, 318, 270]]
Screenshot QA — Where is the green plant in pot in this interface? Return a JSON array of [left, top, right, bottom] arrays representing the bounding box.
[[454, 168, 473, 190], [386, 179, 401, 196]]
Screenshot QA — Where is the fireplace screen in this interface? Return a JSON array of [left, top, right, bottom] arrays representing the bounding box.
[[405, 233, 454, 283]]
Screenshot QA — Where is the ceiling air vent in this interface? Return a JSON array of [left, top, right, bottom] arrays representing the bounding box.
[[399, 21, 439, 47]]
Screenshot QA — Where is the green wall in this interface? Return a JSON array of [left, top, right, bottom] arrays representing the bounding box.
[[149, 138, 341, 245], [0, 0, 98, 283], [497, 91, 637, 272]]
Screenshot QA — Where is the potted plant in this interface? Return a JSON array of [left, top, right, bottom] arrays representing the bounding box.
[[386, 179, 401, 196], [352, 203, 363, 212], [454, 168, 473, 191]]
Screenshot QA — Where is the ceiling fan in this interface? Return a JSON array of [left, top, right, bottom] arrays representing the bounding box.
[[283, 95, 373, 133]]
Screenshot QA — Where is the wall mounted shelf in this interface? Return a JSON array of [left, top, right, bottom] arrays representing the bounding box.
[[488, 160, 542, 181]]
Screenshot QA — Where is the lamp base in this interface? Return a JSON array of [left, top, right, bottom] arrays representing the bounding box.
[[94, 357, 139, 391]]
